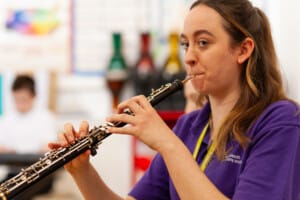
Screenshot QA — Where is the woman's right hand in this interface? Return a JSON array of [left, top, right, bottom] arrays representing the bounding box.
[[48, 121, 91, 175]]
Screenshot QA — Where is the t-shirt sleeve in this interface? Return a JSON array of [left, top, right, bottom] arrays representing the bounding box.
[[233, 104, 300, 200], [129, 153, 170, 200]]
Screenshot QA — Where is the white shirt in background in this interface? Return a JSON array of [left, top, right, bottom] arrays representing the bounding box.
[[0, 107, 57, 154]]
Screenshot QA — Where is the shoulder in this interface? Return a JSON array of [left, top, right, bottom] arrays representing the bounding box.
[[257, 100, 299, 127], [265, 100, 298, 116], [30, 108, 56, 126], [249, 100, 300, 139], [0, 112, 17, 124]]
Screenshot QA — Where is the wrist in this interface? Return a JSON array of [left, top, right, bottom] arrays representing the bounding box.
[[156, 132, 180, 156], [68, 162, 92, 178]]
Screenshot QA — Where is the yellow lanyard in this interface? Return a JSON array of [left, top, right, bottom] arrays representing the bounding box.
[[192, 122, 216, 171]]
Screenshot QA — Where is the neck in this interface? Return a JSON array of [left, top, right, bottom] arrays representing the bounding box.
[[208, 90, 240, 140]]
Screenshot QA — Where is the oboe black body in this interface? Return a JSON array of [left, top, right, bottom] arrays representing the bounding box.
[[0, 79, 185, 200]]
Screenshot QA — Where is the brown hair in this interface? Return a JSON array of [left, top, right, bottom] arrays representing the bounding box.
[[12, 75, 36, 96], [190, 0, 288, 159]]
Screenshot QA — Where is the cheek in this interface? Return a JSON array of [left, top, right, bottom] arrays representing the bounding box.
[[207, 50, 238, 77], [199, 56, 239, 92]]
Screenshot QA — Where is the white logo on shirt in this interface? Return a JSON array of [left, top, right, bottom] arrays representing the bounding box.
[[224, 154, 242, 165]]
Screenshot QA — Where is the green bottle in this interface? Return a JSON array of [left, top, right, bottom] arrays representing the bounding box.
[[106, 32, 128, 111]]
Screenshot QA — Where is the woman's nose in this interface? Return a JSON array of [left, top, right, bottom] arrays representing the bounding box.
[[184, 47, 197, 67]]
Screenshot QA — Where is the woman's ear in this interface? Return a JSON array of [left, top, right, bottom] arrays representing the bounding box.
[[237, 37, 255, 64]]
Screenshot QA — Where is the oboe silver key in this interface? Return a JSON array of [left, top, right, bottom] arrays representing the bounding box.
[[0, 78, 190, 200]]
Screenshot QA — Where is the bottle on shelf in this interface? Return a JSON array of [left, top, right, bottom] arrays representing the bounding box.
[[131, 32, 186, 185], [106, 32, 128, 111], [157, 31, 186, 111], [131, 32, 156, 184], [163, 32, 184, 77], [132, 32, 155, 96]]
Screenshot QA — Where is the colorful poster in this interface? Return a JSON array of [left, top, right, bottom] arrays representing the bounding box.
[[0, 0, 72, 72]]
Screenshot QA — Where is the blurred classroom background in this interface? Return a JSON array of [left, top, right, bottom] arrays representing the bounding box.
[[0, 0, 299, 199]]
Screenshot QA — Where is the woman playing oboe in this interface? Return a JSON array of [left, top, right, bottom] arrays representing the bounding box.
[[50, 0, 300, 199]]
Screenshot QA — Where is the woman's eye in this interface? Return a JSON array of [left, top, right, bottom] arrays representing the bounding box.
[[197, 40, 208, 47], [180, 42, 189, 51]]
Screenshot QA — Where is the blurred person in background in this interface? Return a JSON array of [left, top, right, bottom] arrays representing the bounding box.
[[0, 74, 56, 153], [0, 74, 57, 199]]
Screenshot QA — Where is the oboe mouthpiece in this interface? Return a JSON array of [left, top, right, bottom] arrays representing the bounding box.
[[182, 76, 193, 84]]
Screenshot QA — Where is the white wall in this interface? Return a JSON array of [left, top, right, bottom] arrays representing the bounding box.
[[261, 0, 300, 101]]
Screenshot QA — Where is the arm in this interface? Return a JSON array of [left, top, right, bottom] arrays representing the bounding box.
[[231, 102, 300, 200], [107, 95, 229, 200], [158, 133, 229, 200], [232, 125, 300, 200]]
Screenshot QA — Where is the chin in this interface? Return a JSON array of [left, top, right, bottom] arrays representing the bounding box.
[[191, 81, 205, 92], [18, 109, 31, 114]]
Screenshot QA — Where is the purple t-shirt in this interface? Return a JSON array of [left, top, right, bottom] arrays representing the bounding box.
[[129, 100, 300, 200]]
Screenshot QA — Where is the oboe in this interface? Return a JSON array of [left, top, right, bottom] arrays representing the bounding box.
[[0, 78, 190, 200]]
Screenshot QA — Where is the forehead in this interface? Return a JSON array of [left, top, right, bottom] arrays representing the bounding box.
[[13, 88, 34, 97], [183, 5, 226, 36]]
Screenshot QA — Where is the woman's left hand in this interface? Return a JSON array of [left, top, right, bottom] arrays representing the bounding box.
[[106, 95, 175, 152]]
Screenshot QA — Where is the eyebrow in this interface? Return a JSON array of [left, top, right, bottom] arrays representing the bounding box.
[[180, 29, 215, 39]]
